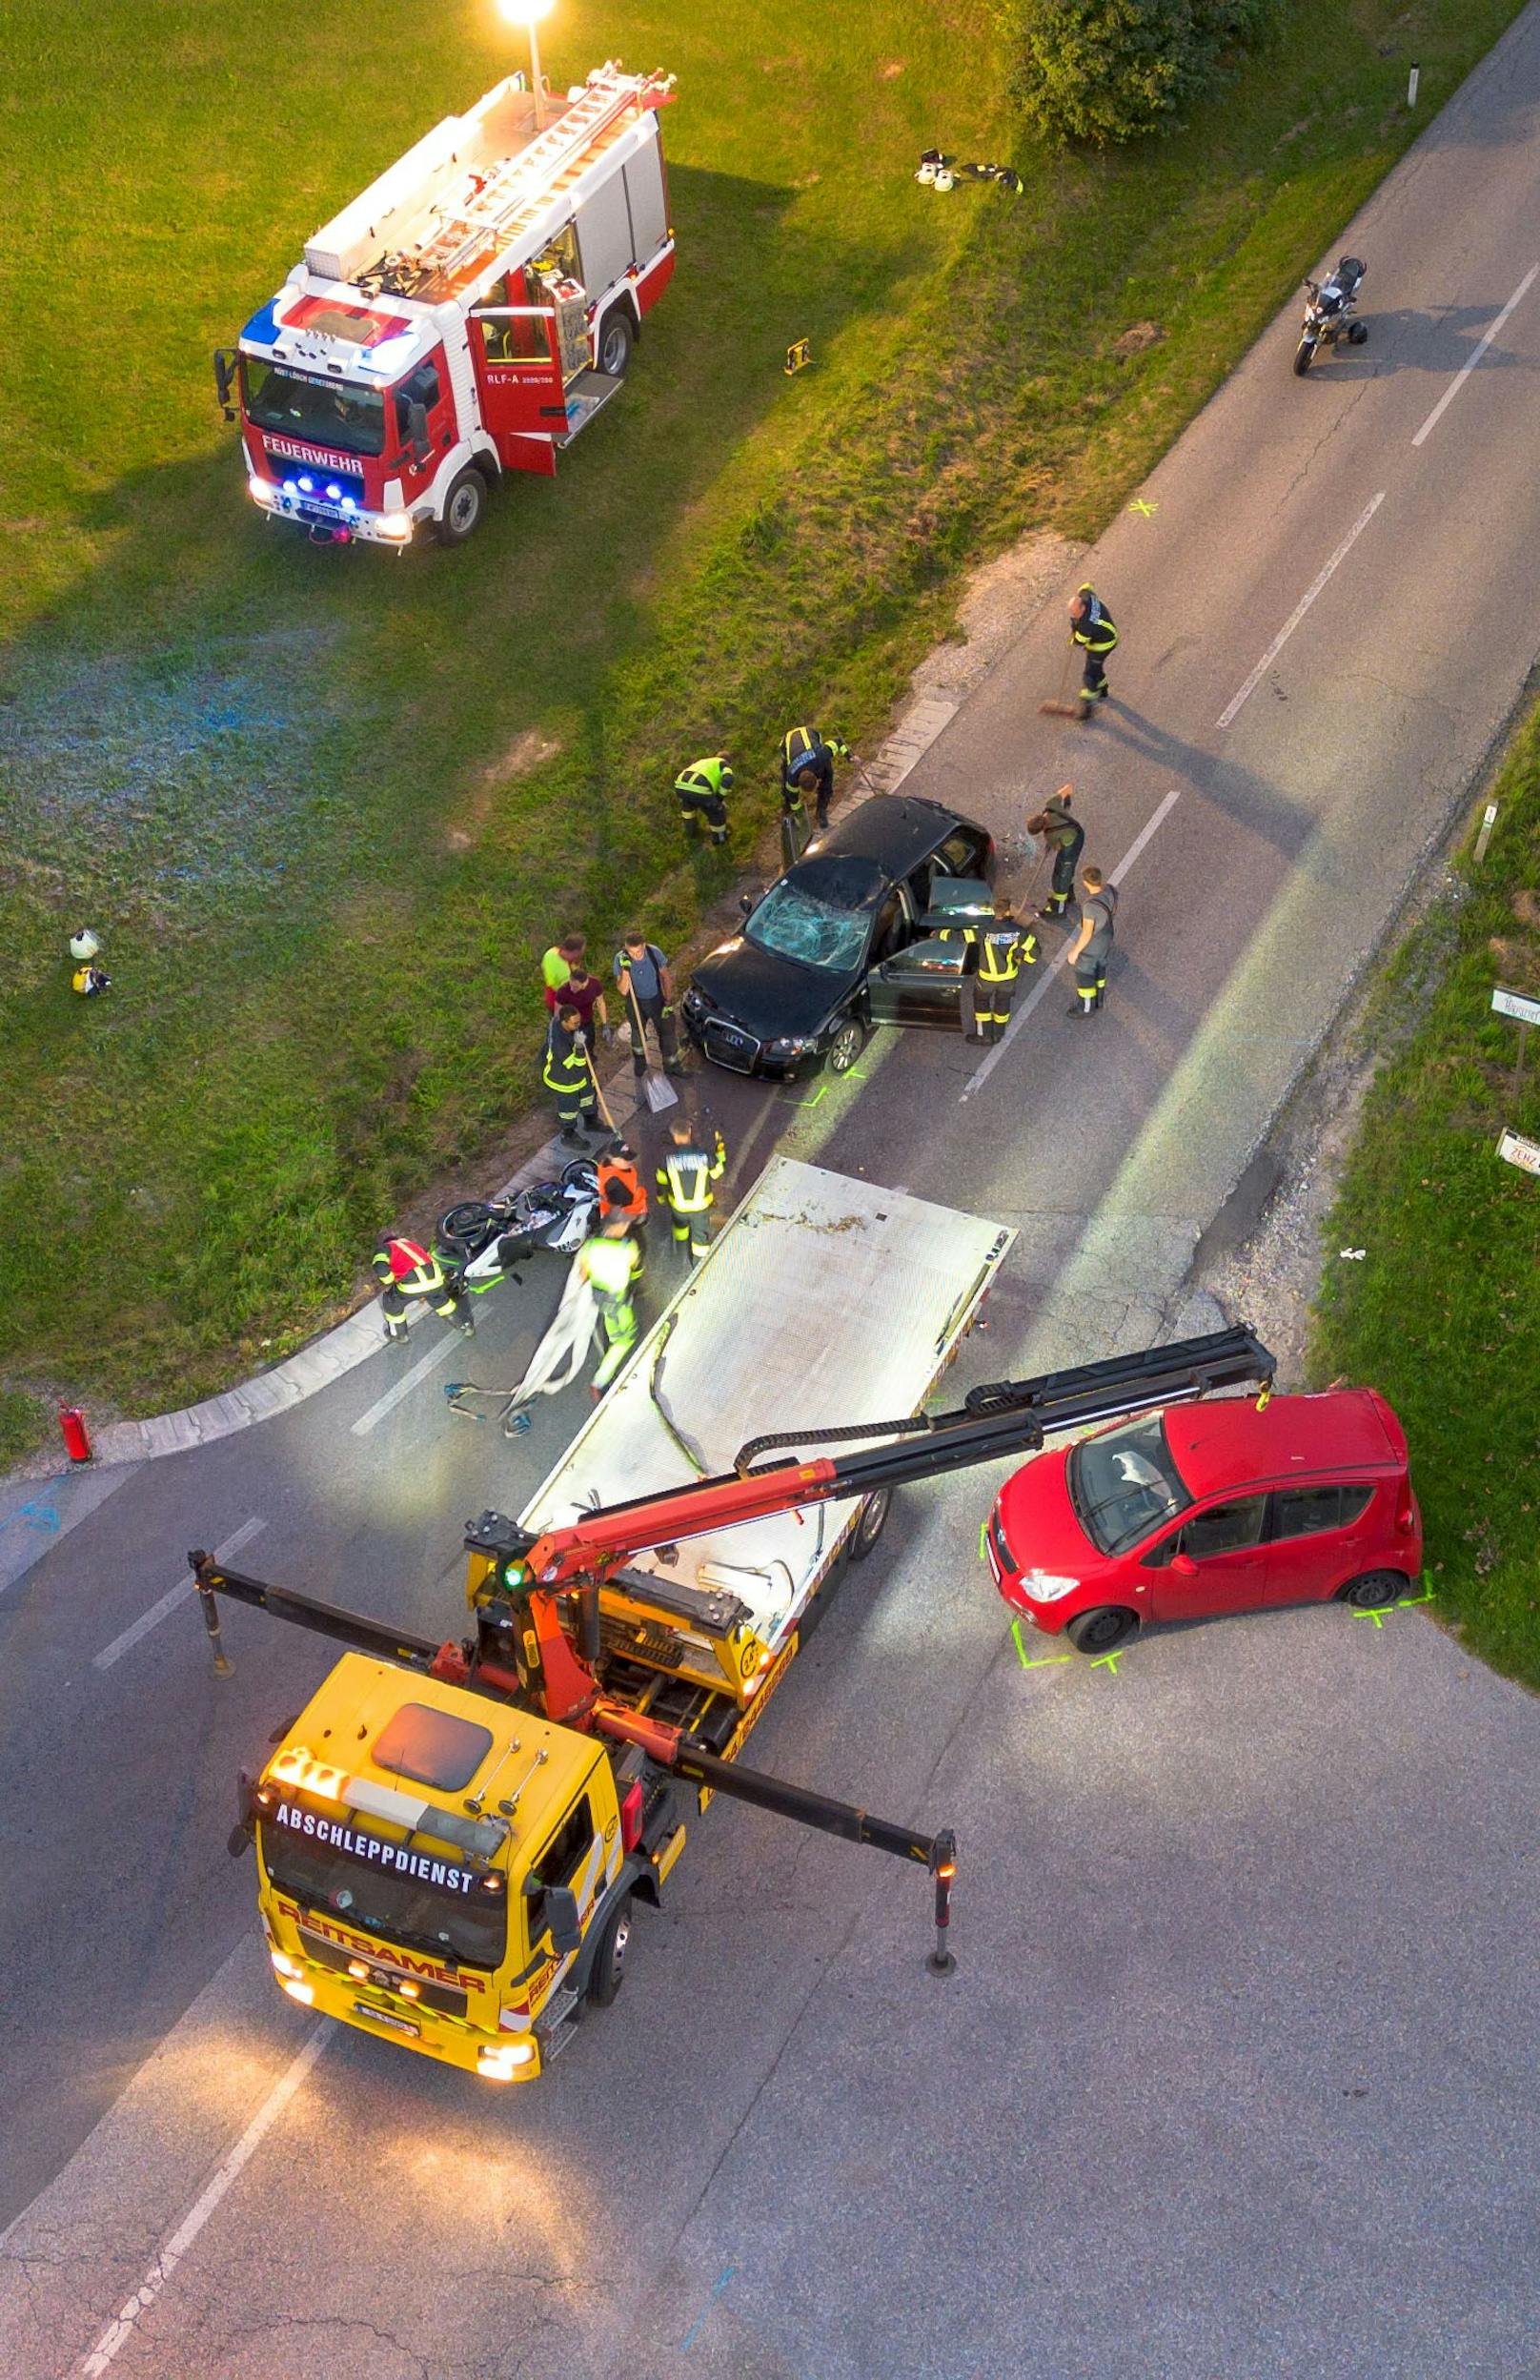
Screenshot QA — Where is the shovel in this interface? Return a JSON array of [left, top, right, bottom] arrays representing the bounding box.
[[624, 979, 679, 1113], [1039, 644, 1084, 720]]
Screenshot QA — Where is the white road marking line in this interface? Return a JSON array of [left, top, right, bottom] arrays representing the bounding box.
[[78, 2024, 327, 2375], [962, 790, 1183, 1098], [1411, 263, 1538, 448], [1218, 493, 1385, 729], [91, 1515, 266, 1671], [350, 1330, 461, 1436]]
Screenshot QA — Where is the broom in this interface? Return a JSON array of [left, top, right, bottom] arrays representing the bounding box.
[[1039, 642, 1084, 720], [625, 976, 679, 1113]]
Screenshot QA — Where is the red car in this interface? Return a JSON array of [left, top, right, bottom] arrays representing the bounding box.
[[986, 1388, 1421, 1656]]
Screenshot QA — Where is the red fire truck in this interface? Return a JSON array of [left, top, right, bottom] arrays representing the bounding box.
[[214, 63, 677, 548]]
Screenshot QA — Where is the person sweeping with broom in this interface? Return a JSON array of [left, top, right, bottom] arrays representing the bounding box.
[[1040, 584, 1119, 718], [614, 931, 685, 1105]]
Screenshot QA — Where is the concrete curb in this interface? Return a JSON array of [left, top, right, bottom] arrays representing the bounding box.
[[6, 653, 1010, 1486]]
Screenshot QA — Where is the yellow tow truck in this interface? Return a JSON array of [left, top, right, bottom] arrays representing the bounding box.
[[199, 1163, 1271, 2082]]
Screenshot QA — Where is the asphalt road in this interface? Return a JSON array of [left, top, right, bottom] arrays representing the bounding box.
[[5, 15, 1540, 2375]]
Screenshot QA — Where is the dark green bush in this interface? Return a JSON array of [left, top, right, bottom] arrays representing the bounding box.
[[997, 0, 1282, 145]]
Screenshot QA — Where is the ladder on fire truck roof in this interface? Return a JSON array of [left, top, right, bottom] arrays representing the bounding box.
[[412, 67, 669, 297]]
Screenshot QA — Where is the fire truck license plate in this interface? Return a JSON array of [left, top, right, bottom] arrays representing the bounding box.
[[355, 2000, 420, 2038]]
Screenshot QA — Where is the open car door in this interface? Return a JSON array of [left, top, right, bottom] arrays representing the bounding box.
[[865, 937, 969, 1030]]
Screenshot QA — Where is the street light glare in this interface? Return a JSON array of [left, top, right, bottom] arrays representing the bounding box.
[[497, 0, 555, 24]]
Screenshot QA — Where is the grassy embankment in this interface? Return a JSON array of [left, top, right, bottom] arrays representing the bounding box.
[[1313, 701, 1540, 1694], [0, 0, 1525, 1452]]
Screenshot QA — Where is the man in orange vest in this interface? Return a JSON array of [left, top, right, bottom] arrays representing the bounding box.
[[596, 1144, 649, 1276], [372, 1235, 473, 1342]]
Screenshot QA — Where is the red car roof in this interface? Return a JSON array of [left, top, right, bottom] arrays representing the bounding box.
[[1164, 1389, 1402, 1502]]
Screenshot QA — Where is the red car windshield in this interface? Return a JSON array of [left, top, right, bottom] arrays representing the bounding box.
[[1068, 1415, 1192, 1556]]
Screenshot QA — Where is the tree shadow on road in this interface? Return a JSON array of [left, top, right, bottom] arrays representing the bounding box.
[[1097, 703, 1315, 865]]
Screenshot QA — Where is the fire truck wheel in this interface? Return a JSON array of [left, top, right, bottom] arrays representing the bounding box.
[[848, 1489, 892, 1562], [587, 1892, 634, 2007], [1065, 1605, 1138, 1656], [597, 308, 635, 378], [437, 466, 489, 546]]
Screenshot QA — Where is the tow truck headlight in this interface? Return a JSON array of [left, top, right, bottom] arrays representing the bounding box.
[[378, 513, 413, 543], [1021, 1569, 1081, 1602], [279, 1977, 315, 2006], [248, 478, 278, 509], [477, 2041, 537, 2082], [271, 1948, 303, 1981]]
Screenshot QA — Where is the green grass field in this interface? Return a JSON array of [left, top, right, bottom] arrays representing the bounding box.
[[1312, 702, 1540, 1695], [0, 0, 1525, 1448]]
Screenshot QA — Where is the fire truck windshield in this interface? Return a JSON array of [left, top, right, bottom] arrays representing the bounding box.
[[259, 1818, 507, 1967], [242, 359, 385, 458]]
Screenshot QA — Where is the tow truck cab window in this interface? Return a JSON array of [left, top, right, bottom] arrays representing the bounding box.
[[525, 1795, 596, 1947]]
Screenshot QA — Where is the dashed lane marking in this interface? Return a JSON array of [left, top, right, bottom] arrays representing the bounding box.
[[1411, 264, 1537, 448], [92, 1515, 265, 1671], [350, 1331, 462, 1436], [78, 2025, 327, 2374], [1217, 494, 1385, 729]]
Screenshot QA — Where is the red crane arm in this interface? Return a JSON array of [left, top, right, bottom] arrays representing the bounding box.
[[517, 1456, 843, 1588]]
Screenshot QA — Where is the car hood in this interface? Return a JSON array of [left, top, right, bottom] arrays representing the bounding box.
[[691, 935, 856, 1041], [994, 1448, 1105, 1582]]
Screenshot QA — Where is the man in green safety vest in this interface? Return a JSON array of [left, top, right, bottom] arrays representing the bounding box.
[[543, 1003, 602, 1149], [657, 1115, 727, 1261], [966, 900, 1038, 1043], [675, 754, 734, 847], [576, 1212, 643, 1398]]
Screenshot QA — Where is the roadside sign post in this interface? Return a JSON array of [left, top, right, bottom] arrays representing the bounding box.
[[1492, 987, 1540, 1101], [1496, 1128, 1540, 1177]]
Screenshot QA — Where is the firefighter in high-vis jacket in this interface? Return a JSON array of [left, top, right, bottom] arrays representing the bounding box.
[[966, 901, 1038, 1044], [657, 1116, 727, 1261], [675, 755, 734, 847], [543, 1005, 600, 1149], [576, 1213, 643, 1397], [780, 725, 849, 836], [1068, 585, 1118, 714], [373, 1235, 471, 1342]]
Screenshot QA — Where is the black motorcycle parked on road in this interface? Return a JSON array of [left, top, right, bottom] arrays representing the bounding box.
[[1294, 256, 1368, 375]]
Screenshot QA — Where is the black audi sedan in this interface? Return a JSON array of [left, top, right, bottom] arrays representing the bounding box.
[[680, 795, 995, 1079]]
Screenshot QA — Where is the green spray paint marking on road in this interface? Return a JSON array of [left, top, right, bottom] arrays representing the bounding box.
[[1351, 1604, 1391, 1627], [1089, 1648, 1125, 1674], [1353, 1584, 1437, 1626], [979, 1519, 988, 1561], [1127, 497, 1158, 517], [1397, 1587, 1435, 1607], [1011, 1618, 1071, 1672]]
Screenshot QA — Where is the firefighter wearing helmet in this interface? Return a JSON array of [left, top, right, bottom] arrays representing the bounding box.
[[372, 1235, 472, 1343]]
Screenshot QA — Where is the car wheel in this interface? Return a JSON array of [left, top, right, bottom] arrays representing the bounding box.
[[828, 1018, 866, 1075], [1066, 1606, 1138, 1656], [847, 1489, 892, 1563], [1340, 1571, 1404, 1611], [597, 308, 635, 378], [586, 1893, 634, 2008], [436, 465, 488, 546]]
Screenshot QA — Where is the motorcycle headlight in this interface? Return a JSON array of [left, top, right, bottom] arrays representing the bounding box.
[[1021, 1569, 1081, 1603]]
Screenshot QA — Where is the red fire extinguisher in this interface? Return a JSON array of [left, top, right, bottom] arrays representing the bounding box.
[[59, 1405, 92, 1464]]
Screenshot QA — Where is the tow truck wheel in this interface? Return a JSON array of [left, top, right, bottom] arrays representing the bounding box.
[[597, 308, 634, 378], [1065, 1606, 1138, 1656], [437, 465, 488, 546], [828, 1018, 866, 1075], [587, 1892, 634, 2007], [848, 1488, 892, 1562], [1340, 1570, 1402, 1610]]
